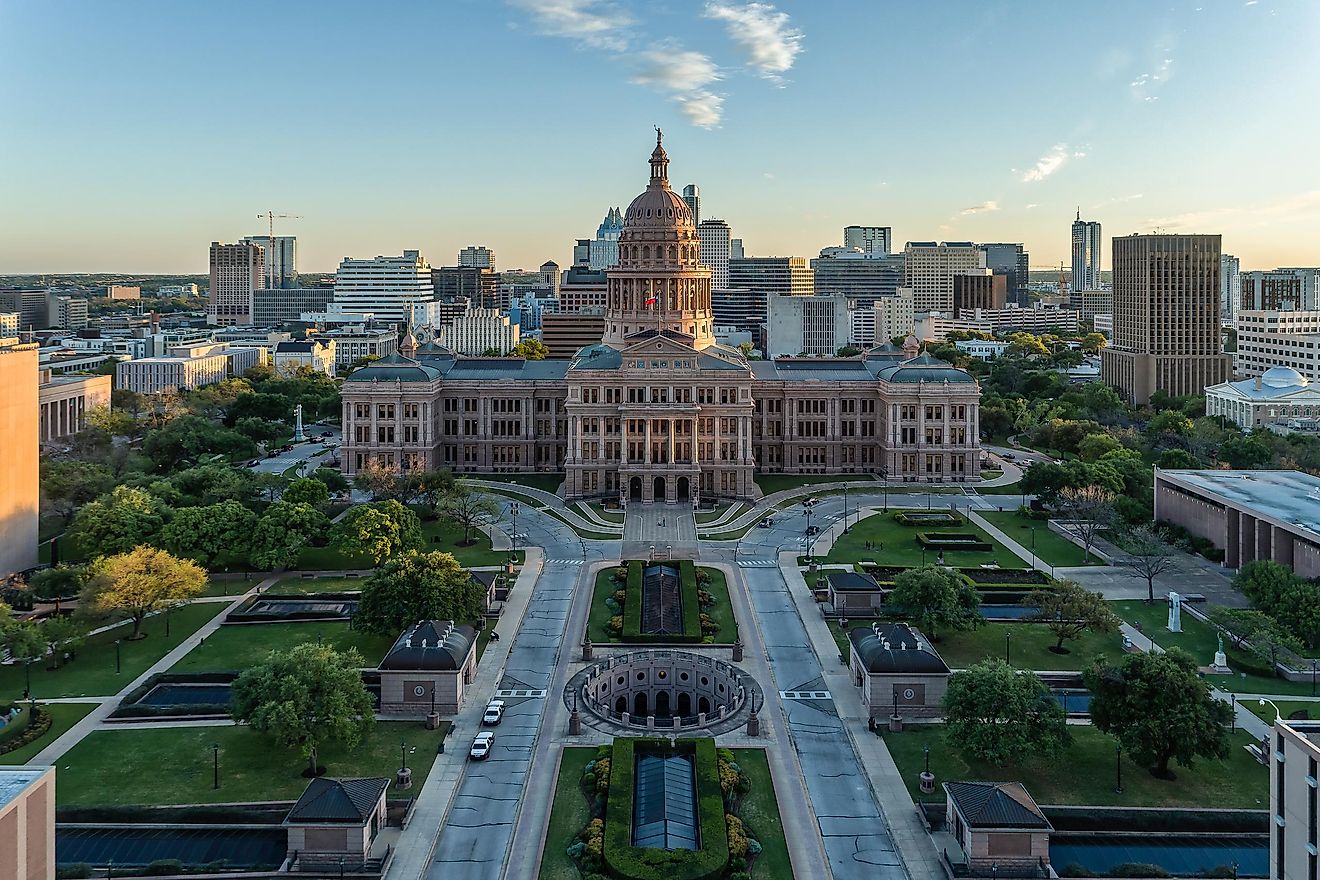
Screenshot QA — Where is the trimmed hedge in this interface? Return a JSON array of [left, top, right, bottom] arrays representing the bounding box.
[[225, 592, 360, 624], [915, 532, 993, 552], [621, 560, 703, 643], [0, 705, 52, 756], [111, 672, 237, 720], [959, 568, 1051, 585], [893, 511, 964, 526], [604, 737, 730, 880]]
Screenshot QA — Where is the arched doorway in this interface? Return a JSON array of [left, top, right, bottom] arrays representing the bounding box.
[[629, 477, 642, 502], [653, 476, 666, 501], [677, 693, 692, 717], [698, 696, 710, 715], [655, 691, 671, 718], [634, 692, 649, 718], [615, 696, 627, 715], [676, 476, 689, 501]]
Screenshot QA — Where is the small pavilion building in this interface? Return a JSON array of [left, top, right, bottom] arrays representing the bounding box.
[[284, 777, 389, 872], [377, 620, 477, 717], [942, 781, 1053, 875], [849, 622, 950, 719]]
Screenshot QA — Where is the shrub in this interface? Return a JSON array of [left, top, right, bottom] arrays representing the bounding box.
[[1058, 865, 1095, 878], [0, 705, 51, 756], [141, 860, 186, 877], [613, 589, 627, 605], [726, 814, 749, 858], [604, 597, 620, 613], [566, 841, 586, 860], [609, 615, 623, 635], [614, 566, 629, 582], [1108, 865, 1168, 878], [56, 866, 93, 880]]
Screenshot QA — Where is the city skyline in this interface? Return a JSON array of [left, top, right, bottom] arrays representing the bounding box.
[[2, 0, 1319, 273]]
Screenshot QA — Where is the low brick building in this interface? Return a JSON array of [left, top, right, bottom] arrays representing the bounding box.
[[284, 776, 388, 872], [848, 622, 950, 720], [826, 571, 885, 616], [377, 620, 477, 717], [943, 781, 1052, 875]]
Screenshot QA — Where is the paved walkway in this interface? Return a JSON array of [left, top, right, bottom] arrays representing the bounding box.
[[621, 502, 698, 558]]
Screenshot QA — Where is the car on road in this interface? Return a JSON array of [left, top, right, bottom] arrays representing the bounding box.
[[469, 731, 495, 760], [802, 496, 818, 506], [1002, 452, 1017, 461], [758, 518, 773, 528], [482, 700, 505, 726], [320, 431, 333, 438]]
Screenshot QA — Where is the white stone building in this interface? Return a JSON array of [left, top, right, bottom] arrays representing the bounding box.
[[273, 339, 337, 376], [437, 307, 519, 356], [1205, 367, 1320, 429], [1235, 310, 1320, 380], [331, 251, 433, 323]]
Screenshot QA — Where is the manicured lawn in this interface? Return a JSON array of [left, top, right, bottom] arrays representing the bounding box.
[[696, 502, 745, 525], [825, 511, 1028, 569], [169, 622, 397, 673], [588, 569, 624, 644], [295, 543, 372, 570], [701, 567, 738, 645], [1246, 699, 1320, 723], [588, 503, 626, 524], [0, 702, 98, 765], [755, 473, 872, 495], [537, 747, 597, 880], [885, 725, 1269, 808], [542, 508, 620, 540], [477, 473, 563, 492], [420, 518, 517, 567], [201, 579, 257, 597], [54, 721, 448, 806], [976, 510, 1106, 567], [732, 749, 793, 880], [933, 621, 1128, 671], [0, 603, 227, 700], [267, 575, 367, 594], [976, 481, 1025, 496]]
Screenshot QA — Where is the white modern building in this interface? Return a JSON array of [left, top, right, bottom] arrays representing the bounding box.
[[273, 339, 337, 377], [242, 235, 297, 289], [1221, 254, 1241, 321], [903, 241, 982, 313], [117, 354, 230, 394], [871, 288, 916, 345], [697, 219, 732, 289], [45, 294, 88, 330], [1235, 310, 1320, 380], [1070, 212, 1102, 295], [1205, 367, 1320, 429], [843, 225, 892, 257], [915, 304, 1079, 341], [766, 292, 852, 357], [331, 251, 433, 323], [955, 339, 1012, 360], [458, 246, 495, 269], [436, 307, 519, 356]]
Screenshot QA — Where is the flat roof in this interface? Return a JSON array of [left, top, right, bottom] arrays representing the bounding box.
[[0, 768, 49, 810], [1159, 469, 1320, 541]]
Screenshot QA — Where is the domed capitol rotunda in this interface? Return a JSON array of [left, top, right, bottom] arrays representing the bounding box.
[[339, 132, 983, 503]]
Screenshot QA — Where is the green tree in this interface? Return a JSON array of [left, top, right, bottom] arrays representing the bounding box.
[[27, 564, 89, 612], [83, 547, 207, 639], [39, 616, 87, 669], [355, 551, 487, 635], [1147, 410, 1194, 438], [248, 502, 330, 570], [439, 484, 501, 545], [141, 415, 256, 470], [311, 467, 350, 495], [1027, 580, 1119, 653], [233, 416, 285, 446], [165, 464, 257, 508], [508, 338, 549, 360], [2, 622, 46, 684], [1084, 649, 1231, 779], [69, 486, 171, 558], [943, 659, 1069, 765], [1077, 433, 1121, 462], [41, 459, 115, 524], [85, 405, 137, 438], [283, 478, 331, 509], [888, 565, 981, 640], [1080, 332, 1108, 353], [835, 345, 861, 357], [332, 500, 423, 565], [411, 469, 456, 516], [1157, 448, 1202, 470], [1056, 485, 1114, 563], [480, 347, 503, 357], [160, 501, 258, 569], [1218, 435, 1273, 469], [231, 642, 375, 778]]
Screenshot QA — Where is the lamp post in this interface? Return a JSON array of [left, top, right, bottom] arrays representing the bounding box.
[[400, 740, 408, 774], [114, 639, 121, 674], [843, 484, 849, 533], [1005, 631, 1011, 665], [1260, 697, 1282, 723], [1312, 659, 1316, 697], [1231, 694, 1237, 732], [212, 742, 220, 790], [923, 744, 930, 775], [510, 502, 520, 554], [24, 659, 32, 695], [1114, 742, 1123, 794], [922, 546, 927, 566], [881, 466, 889, 512], [1030, 528, 1037, 570]]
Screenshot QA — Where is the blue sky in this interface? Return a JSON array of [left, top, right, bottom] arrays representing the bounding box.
[[2, 0, 1318, 274]]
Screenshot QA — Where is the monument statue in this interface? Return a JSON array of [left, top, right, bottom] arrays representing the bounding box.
[[292, 402, 306, 443], [1212, 632, 1230, 672], [1167, 591, 1182, 633]]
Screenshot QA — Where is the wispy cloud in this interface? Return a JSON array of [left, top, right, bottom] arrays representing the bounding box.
[[1016, 144, 1087, 183], [704, 2, 804, 83], [1092, 193, 1144, 209], [631, 47, 725, 127], [1024, 203, 1040, 210], [1130, 37, 1175, 102], [960, 201, 999, 216], [1147, 190, 1320, 231], [674, 90, 725, 128], [508, 0, 631, 50]]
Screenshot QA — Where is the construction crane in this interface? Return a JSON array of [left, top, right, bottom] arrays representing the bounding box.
[[256, 211, 302, 290]]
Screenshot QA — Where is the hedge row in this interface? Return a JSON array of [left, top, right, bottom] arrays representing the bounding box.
[[893, 511, 964, 526], [0, 705, 51, 756], [914, 532, 994, 552], [620, 560, 703, 643], [604, 737, 730, 880]]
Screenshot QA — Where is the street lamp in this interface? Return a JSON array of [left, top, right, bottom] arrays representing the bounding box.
[[1312, 659, 1316, 697], [1113, 742, 1123, 794], [1030, 528, 1037, 570], [114, 639, 121, 674], [212, 742, 220, 789], [923, 744, 930, 775], [880, 466, 889, 512], [843, 484, 849, 533], [1260, 698, 1282, 723], [1005, 631, 1011, 665], [24, 659, 32, 696]]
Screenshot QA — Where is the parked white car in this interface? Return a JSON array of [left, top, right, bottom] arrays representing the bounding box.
[[482, 700, 505, 726], [469, 731, 495, 760]]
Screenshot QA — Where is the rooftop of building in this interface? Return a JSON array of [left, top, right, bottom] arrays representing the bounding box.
[[379, 620, 476, 672], [849, 622, 949, 674], [1208, 367, 1315, 400], [944, 781, 1052, 831], [0, 767, 49, 810], [1158, 468, 1320, 538], [285, 777, 388, 825], [827, 571, 882, 592]]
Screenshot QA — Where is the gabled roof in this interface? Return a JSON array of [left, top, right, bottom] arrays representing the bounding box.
[[285, 777, 389, 825], [850, 622, 949, 674], [342, 352, 443, 384], [827, 572, 881, 592], [944, 781, 1052, 830], [379, 620, 477, 671]]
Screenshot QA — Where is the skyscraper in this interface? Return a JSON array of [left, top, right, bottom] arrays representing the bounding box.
[[332, 250, 433, 323], [589, 208, 624, 270], [682, 184, 700, 226], [1220, 254, 1241, 320], [727, 256, 814, 299], [458, 246, 495, 270], [698, 219, 732, 289], [1071, 211, 1102, 295], [241, 235, 297, 289], [207, 241, 264, 326], [811, 249, 904, 305], [843, 225, 892, 257], [730, 238, 745, 259], [903, 242, 982, 313], [979, 243, 1030, 304], [1100, 234, 1230, 403]]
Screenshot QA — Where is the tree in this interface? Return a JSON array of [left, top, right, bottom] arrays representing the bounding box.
[[888, 565, 981, 640], [69, 486, 172, 558], [439, 484, 501, 545], [1218, 435, 1272, 469], [1157, 448, 1202, 470], [41, 459, 115, 524], [410, 469, 455, 516], [355, 551, 488, 635], [481, 347, 503, 357], [1147, 410, 1194, 438], [39, 616, 87, 669], [84, 405, 136, 438], [160, 501, 258, 569], [311, 467, 350, 495], [332, 500, 423, 565], [83, 547, 207, 639], [1077, 433, 1121, 462], [248, 502, 330, 570], [1056, 485, 1114, 563], [2, 622, 45, 685], [835, 345, 861, 357], [141, 415, 256, 470], [27, 564, 89, 612], [1080, 332, 1108, 353], [1027, 580, 1119, 653], [233, 416, 285, 446], [165, 464, 257, 508], [1121, 524, 1177, 604], [1232, 561, 1320, 650], [283, 478, 331, 509], [231, 642, 375, 778], [252, 472, 290, 503], [353, 460, 401, 501], [508, 338, 549, 360], [943, 659, 1069, 765], [1084, 649, 1231, 779]]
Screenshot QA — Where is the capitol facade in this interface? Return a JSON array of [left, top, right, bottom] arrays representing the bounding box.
[[340, 134, 982, 502]]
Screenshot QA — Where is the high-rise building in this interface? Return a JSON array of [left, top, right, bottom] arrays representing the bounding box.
[[872, 288, 916, 343], [252, 286, 335, 326], [903, 242, 982, 313], [458, 246, 495, 270], [1220, 254, 1241, 321], [710, 288, 767, 337], [106, 285, 141, 300], [1267, 717, 1320, 880], [1071, 211, 1103, 295], [589, 208, 624, 270], [1232, 310, 1320, 380], [539, 261, 561, 298], [979, 243, 1030, 304], [811, 249, 904, 305], [730, 238, 745, 259], [727, 256, 814, 299], [46, 294, 89, 330], [767, 292, 852, 357], [207, 241, 264, 326], [1100, 233, 1230, 403], [0, 313, 17, 336], [682, 184, 700, 225], [437, 307, 520, 356], [332, 250, 433, 324], [1239, 269, 1320, 312], [241, 235, 297, 288], [843, 225, 892, 257], [0, 339, 39, 576], [433, 265, 499, 310], [541, 309, 605, 358], [0, 289, 50, 331], [698, 219, 732, 289], [952, 270, 1007, 313]]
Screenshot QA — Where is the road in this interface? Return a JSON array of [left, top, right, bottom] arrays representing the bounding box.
[[247, 423, 342, 477]]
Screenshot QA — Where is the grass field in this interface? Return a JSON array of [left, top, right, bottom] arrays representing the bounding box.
[[587, 569, 622, 644], [885, 725, 1269, 808], [975, 510, 1106, 567], [266, 575, 367, 594], [825, 511, 1027, 569], [473, 473, 563, 492], [701, 567, 738, 645], [168, 622, 396, 673], [933, 621, 1128, 671], [976, 481, 1025, 496], [696, 502, 745, 525], [294, 518, 513, 570], [587, 503, 626, 524], [0, 602, 227, 700], [54, 721, 448, 806], [541, 508, 620, 540], [755, 473, 873, 495], [537, 747, 597, 880], [0, 702, 98, 765], [201, 579, 258, 597], [732, 749, 793, 880]]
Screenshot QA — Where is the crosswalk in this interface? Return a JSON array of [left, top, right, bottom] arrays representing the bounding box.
[[780, 690, 833, 701], [493, 689, 548, 699], [737, 559, 777, 568], [545, 558, 585, 566]]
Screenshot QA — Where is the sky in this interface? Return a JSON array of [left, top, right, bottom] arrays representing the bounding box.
[[2, 0, 1319, 275]]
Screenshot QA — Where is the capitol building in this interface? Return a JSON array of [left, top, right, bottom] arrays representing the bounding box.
[[340, 134, 982, 502]]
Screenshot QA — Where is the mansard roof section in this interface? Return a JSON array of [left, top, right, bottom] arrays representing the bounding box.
[[342, 353, 444, 384], [442, 357, 570, 382]]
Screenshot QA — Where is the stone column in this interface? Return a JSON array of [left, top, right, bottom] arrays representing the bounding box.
[[668, 418, 675, 465], [645, 419, 653, 464]]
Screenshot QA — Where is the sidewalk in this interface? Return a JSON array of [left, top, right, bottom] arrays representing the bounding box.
[[385, 547, 544, 880]]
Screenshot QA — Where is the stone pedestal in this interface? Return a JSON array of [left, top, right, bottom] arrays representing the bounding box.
[[395, 768, 412, 790], [732, 639, 743, 662], [569, 709, 581, 736], [888, 713, 903, 733], [582, 637, 593, 661], [747, 712, 760, 737], [425, 712, 440, 731], [919, 771, 935, 794]]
